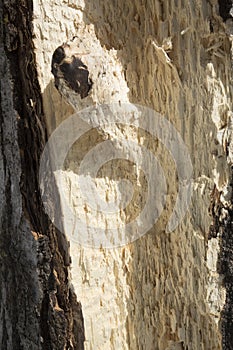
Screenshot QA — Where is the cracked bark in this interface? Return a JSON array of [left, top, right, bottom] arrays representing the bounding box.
[[0, 0, 85, 349]]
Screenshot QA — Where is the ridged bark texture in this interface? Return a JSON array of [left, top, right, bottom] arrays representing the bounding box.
[[0, 0, 85, 349]]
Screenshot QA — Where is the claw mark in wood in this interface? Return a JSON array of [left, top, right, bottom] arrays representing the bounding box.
[[51, 45, 92, 99]]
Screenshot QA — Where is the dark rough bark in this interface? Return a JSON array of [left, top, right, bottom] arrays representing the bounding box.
[[210, 181, 233, 350], [218, 0, 233, 21], [0, 0, 85, 349], [207, 3, 233, 333], [210, 3, 233, 349]]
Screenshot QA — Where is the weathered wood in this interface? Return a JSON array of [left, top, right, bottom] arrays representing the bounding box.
[[1, 0, 233, 349]]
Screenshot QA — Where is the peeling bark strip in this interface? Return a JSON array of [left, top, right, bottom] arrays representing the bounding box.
[[0, 0, 85, 349]]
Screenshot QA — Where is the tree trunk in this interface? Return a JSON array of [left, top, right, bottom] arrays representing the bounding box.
[[0, 0, 233, 350], [0, 0, 85, 349]]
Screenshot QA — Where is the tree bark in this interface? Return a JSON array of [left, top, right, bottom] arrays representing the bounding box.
[[0, 0, 233, 350], [0, 0, 85, 349]]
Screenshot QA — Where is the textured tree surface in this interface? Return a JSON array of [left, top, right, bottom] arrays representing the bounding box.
[[0, 0, 233, 350], [0, 0, 85, 349]]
